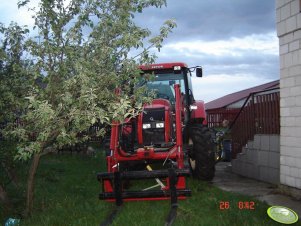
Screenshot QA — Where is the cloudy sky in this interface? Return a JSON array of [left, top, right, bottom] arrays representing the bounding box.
[[135, 0, 280, 102], [0, 0, 279, 103]]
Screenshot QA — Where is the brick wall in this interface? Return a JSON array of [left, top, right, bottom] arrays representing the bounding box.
[[276, 0, 301, 189], [232, 135, 280, 184]]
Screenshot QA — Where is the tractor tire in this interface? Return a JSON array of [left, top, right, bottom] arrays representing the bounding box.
[[188, 124, 216, 181]]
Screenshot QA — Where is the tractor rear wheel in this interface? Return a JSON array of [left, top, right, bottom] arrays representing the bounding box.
[[188, 124, 215, 181]]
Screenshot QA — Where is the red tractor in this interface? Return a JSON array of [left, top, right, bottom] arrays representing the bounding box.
[[97, 62, 215, 211]]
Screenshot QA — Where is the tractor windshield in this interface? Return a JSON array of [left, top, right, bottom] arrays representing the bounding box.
[[144, 73, 186, 105]]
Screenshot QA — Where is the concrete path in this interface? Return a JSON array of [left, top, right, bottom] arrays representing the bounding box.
[[212, 162, 301, 217]]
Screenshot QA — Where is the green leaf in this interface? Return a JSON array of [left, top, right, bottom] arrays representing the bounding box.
[[17, 0, 30, 9]]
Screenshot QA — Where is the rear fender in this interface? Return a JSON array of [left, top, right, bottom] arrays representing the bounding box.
[[190, 100, 207, 125]]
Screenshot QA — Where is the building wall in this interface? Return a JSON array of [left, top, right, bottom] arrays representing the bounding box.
[[232, 135, 280, 184], [276, 0, 301, 189]]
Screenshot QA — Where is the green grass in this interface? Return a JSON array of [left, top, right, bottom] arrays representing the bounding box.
[[1, 146, 300, 226]]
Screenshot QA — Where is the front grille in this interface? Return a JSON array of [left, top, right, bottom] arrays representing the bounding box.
[[142, 108, 165, 145], [143, 128, 165, 145]]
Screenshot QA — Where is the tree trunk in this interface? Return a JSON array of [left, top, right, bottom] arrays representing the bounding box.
[[24, 153, 41, 217], [0, 184, 12, 210]]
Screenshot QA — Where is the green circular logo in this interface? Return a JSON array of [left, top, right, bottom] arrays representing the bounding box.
[[267, 206, 299, 224]]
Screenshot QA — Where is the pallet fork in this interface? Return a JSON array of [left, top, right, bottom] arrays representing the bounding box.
[[97, 167, 191, 225]]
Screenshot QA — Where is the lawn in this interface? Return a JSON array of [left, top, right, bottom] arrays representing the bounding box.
[[1, 144, 300, 226]]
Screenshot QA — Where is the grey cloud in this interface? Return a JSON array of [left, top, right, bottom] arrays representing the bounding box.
[[134, 0, 276, 41], [154, 49, 279, 80]]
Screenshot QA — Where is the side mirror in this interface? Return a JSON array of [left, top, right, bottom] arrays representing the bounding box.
[[196, 67, 202, 77]]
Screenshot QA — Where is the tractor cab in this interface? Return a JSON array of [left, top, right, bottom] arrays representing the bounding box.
[[139, 62, 204, 124]]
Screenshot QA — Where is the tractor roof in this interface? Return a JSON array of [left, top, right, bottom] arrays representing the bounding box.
[[139, 62, 188, 71]]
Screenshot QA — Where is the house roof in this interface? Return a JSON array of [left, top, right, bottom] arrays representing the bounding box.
[[205, 80, 279, 110]]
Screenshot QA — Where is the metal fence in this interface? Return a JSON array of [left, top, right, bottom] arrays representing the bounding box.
[[206, 108, 240, 128], [230, 89, 280, 158]]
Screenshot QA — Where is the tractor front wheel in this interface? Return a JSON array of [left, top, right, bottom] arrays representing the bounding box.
[[188, 124, 215, 181]]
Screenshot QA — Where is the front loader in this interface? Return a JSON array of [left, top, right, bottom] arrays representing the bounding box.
[[97, 62, 216, 224]]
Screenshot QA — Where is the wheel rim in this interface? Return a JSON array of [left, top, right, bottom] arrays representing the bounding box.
[[188, 138, 196, 170]]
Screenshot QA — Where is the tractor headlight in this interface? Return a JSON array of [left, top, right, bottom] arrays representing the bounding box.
[[156, 122, 164, 128], [143, 123, 151, 129], [173, 66, 181, 71], [190, 105, 198, 110]]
